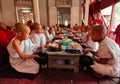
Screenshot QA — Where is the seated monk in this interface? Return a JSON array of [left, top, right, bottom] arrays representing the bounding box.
[[0, 22, 16, 71]]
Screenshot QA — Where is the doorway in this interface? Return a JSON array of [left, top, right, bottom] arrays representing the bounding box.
[[16, 7, 34, 23], [14, 0, 34, 24], [57, 8, 71, 28]]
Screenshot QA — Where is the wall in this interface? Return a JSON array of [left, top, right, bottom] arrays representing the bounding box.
[[0, 0, 2, 22], [1, 0, 16, 26], [48, 0, 82, 27], [0, 0, 84, 27]]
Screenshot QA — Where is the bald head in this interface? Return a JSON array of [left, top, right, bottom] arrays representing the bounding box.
[[15, 23, 23, 28], [92, 25, 107, 35], [0, 22, 7, 30], [17, 24, 30, 33], [33, 23, 42, 30], [32, 23, 42, 34]]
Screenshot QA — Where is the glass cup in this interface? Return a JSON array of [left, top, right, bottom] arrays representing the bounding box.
[[61, 45, 66, 51]]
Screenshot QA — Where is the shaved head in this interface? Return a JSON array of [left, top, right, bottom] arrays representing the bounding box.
[[33, 23, 42, 30], [17, 24, 30, 33], [92, 25, 107, 35], [0, 22, 7, 30]]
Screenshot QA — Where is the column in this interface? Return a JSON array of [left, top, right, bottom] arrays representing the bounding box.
[[33, 0, 40, 23], [0, 0, 2, 22], [48, 0, 57, 26], [79, 0, 82, 26], [84, 0, 90, 25], [71, 0, 79, 28]]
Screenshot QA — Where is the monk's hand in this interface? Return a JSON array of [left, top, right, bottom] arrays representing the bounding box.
[[33, 54, 40, 58], [83, 48, 91, 54], [37, 46, 42, 50]]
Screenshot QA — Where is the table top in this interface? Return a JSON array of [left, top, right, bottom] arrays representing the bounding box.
[[46, 50, 83, 56], [46, 33, 83, 56]]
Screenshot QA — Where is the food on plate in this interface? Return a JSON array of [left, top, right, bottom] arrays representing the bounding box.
[[54, 39, 63, 44], [73, 37, 80, 40], [63, 38, 72, 45], [70, 43, 81, 49], [65, 38, 72, 42], [48, 43, 59, 48], [54, 34, 63, 39]]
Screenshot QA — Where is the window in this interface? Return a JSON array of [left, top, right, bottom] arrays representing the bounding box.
[[101, 1, 120, 40], [101, 2, 120, 31], [101, 6, 112, 27], [112, 2, 120, 31]]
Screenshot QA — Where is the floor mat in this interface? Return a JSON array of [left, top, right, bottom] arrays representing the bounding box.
[[0, 66, 38, 80]]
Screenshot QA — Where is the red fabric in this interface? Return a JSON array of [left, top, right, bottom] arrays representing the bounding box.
[[89, 1, 100, 15], [93, 19, 104, 25], [114, 24, 120, 47], [89, 1, 101, 25], [0, 30, 16, 67], [0, 30, 9, 66], [5, 30, 16, 41]]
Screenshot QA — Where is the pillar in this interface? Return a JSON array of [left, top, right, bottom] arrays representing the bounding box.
[[33, 0, 40, 23]]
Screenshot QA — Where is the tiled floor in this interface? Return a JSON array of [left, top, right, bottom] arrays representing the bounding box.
[[0, 68, 98, 84]]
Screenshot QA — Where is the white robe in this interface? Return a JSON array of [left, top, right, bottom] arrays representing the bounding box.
[[91, 37, 120, 77], [30, 31, 46, 46], [7, 38, 39, 74], [30, 32, 46, 53]]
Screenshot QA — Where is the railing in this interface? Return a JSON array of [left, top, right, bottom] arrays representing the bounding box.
[[109, 31, 116, 41]]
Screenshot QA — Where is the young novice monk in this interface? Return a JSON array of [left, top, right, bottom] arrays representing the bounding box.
[[30, 23, 46, 53], [7, 24, 40, 74], [82, 26, 99, 56], [29, 23, 48, 67], [88, 25, 120, 84]]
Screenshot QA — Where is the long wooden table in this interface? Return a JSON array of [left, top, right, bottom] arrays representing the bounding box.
[[46, 50, 82, 73]]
